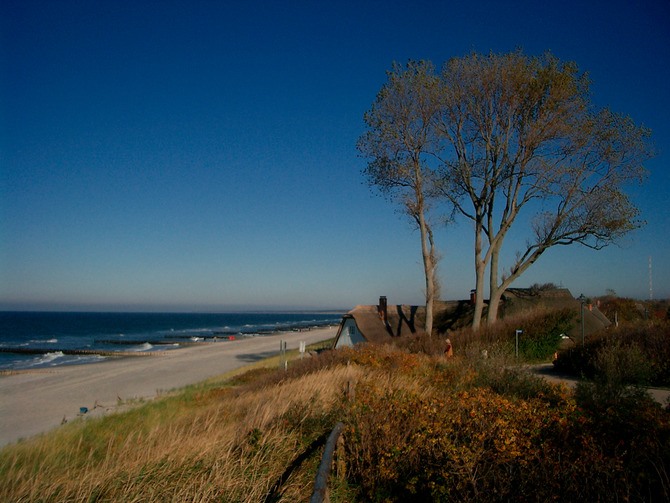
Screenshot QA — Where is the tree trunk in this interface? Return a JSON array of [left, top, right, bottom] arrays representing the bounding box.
[[487, 239, 502, 324], [419, 211, 435, 336], [487, 289, 503, 324], [472, 220, 486, 330], [424, 261, 434, 337], [488, 245, 545, 324]]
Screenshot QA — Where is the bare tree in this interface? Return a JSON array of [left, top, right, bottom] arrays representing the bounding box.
[[358, 60, 442, 336], [434, 51, 654, 327]]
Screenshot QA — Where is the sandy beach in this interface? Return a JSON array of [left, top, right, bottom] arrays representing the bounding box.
[[0, 326, 338, 447]]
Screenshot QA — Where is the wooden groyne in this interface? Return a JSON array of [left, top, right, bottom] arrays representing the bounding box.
[[164, 334, 239, 341], [0, 347, 165, 357], [94, 339, 183, 345]]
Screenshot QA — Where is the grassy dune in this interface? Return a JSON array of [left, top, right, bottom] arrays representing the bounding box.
[[0, 341, 355, 502], [2, 311, 670, 502]]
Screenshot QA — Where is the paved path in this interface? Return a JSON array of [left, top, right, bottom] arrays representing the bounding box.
[[528, 363, 670, 406], [0, 327, 337, 447]]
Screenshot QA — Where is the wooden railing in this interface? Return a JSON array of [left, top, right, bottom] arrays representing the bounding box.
[[309, 422, 345, 503]]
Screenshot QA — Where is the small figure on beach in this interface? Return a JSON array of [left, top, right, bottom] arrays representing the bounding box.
[[445, 338, 453, 358]]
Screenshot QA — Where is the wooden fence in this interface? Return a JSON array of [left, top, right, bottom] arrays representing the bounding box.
[[309, 421, 345, 503]]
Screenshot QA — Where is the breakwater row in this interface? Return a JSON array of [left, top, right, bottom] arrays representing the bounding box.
[[0, 311, 344, 370], [0, 347, 164, 357]]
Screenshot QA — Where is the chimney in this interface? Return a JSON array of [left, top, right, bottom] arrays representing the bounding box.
[[470, 289, 476, 306], [378, 296, 388, 323]]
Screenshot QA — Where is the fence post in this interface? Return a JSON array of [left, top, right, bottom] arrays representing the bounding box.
[[336, 430, 346, 480]]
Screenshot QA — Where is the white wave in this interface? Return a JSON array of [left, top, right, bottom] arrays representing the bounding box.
[[40, 351, 66, 363], [131, 343, 153, 352], [29, 338, 58, 344], [190, 337, 203, 341], [67, 354, 107, 365], [165, 327, 211, 335]]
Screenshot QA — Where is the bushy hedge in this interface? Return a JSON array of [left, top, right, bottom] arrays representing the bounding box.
[[554, 320, 670, 386], [598, 297, 670, 323], [339, 345, 670, 502], [512, 307, 573, 360], [437, 307, 573, 362]]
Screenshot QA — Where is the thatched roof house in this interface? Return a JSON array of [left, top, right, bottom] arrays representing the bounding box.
[[334, 287, 611, 348], [332, 296, 426, 349]]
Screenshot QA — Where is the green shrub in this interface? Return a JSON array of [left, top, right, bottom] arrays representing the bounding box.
[[574, 340, 656, 431], [513, 308, 573, 361], [458, 308, 573, 362], [574, 346, 670, 502], [618, 321, 670, 384], [475, 363, 570, 406], [555, 320, 670, 386]]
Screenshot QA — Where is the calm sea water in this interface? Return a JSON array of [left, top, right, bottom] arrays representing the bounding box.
[[0, 311, 343, 370]]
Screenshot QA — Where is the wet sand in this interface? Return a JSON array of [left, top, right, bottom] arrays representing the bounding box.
[[0, 326, 338, 447]]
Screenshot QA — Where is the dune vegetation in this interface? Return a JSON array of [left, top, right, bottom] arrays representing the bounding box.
[[1, 305, 669, 502]]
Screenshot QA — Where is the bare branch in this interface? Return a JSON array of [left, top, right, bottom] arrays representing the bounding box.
[[433, 50, 654, 326]]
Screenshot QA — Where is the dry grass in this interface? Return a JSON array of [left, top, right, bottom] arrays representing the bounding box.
[[4, 325, 668, 502], [0, 361, 361, 502]]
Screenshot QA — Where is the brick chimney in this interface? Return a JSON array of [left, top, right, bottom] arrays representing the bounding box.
[[470, 289, 476, 306], [378, 296, 388, 323]]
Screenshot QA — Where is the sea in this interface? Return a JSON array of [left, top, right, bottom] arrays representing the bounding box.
[[0, 311, 344, 371]]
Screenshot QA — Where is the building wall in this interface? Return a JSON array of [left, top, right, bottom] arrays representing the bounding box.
[[334, 317, 366, 348]]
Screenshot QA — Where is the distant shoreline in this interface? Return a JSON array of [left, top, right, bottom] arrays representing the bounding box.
[[0, 312, 344, 372], [0, 309, 349, 315], [0, 325, 339, 447]]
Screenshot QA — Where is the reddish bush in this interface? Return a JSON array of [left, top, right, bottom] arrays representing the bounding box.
[[338, 345, 670, 502], [598, 297, 645, 322]]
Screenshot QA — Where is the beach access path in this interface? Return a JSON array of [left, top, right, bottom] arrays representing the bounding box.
[[528, 363, 670, 406], [0, 326, 338, 447]]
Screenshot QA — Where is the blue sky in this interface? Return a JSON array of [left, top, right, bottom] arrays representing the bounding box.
[[1, 0, 669, 312]]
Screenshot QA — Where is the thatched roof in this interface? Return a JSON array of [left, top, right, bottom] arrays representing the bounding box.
[[336, 304, 426, 345], [501, 287, 611, 340], [501, 287, 576, 310]]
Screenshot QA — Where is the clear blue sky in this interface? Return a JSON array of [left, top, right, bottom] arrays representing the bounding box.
[[1, 0, 668, 312]]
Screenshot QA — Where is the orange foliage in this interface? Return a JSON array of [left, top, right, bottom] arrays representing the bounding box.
[[338, 345, 670, 502]]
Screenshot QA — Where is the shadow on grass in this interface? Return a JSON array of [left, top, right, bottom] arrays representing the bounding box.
[[235, 351, 278, 363], [263, 431, 329, 503]]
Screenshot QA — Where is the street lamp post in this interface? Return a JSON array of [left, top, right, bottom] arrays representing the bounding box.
[[579, 294, 586, 346]]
